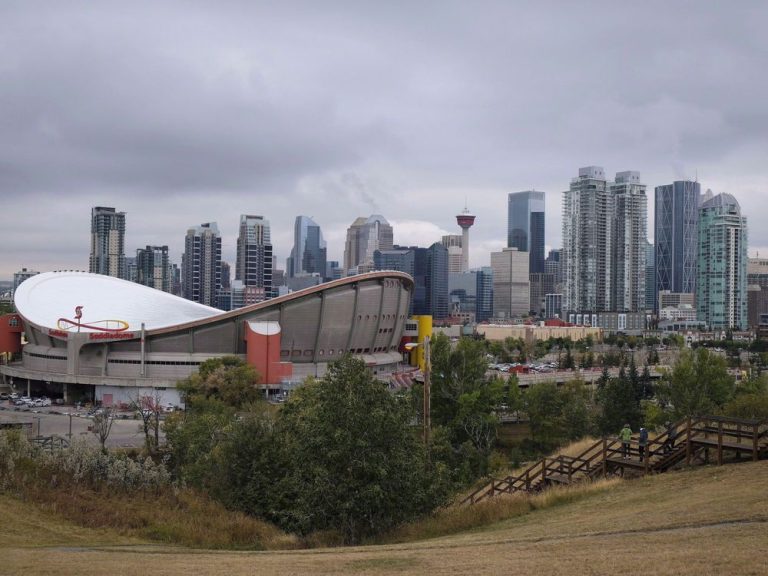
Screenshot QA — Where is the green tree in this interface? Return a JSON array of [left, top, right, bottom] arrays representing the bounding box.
[[656, 348, 735, 418], [178, 356, 261, 408], [278, 355, 446, 543], [596, 374, 641, 435], [524, 382, 564, 450]]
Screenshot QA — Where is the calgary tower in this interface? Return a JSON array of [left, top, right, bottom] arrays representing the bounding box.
[[456, 205, 476, 273]]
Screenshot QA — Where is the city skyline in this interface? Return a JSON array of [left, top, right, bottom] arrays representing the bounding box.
[[2, 3, 768, 278]]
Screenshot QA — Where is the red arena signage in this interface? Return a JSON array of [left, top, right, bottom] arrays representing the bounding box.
[[89, 332, 135, 341], [48, 329, 69, 339]]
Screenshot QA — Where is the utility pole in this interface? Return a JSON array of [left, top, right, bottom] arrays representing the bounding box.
[[423, 335, 431, 445]]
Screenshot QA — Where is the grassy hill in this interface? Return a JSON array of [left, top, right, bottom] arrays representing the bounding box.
[[3, 460, 768, 575]]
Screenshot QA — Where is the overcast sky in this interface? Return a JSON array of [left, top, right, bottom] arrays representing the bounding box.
[[2, 1, 768, 280]]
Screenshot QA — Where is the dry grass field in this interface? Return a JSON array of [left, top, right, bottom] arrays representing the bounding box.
[[3, 460, 768, 576]]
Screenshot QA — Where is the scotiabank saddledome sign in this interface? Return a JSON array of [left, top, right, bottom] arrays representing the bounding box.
[[48, 306, 135, 341]]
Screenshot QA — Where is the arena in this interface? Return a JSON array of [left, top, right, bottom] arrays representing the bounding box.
[[0, 270, 414, 406]]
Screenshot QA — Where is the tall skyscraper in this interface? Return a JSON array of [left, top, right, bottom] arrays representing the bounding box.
[[475, 267, 494, 322], [747, 257, 768, 329], [287, 216, 327, 280], [645, 241, 655, 312], [610, 171, 647, 312], [136, 245, 170, 292], [562, 167, 611, 314], [374, 247, 415, 277], [89, 206, 126, 279], [235, 215, 273, 297], [508, 191, 545, 274], [412, 243, 449, 319], [456, 206, 476, 273], [697, 194, 748, 330], [441, 234, 463, 274], [343, 215, 393, 274], [182, 222, 221, 307], [491, 247, 530, 319], [655, 180, 700, 310], [562, 167, 648, 315]]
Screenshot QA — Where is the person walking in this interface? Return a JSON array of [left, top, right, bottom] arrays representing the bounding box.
[[638, 427, 649, 462], [664, 421, 677, 454], [620, 423, 632, 460]]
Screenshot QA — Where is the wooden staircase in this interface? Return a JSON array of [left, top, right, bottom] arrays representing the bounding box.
[[461, 415, 768, 505]]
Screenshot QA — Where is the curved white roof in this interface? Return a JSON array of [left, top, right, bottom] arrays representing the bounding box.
[[14, 272, 223, 332]]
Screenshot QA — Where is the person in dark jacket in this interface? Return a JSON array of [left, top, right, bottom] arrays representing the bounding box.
[[664, 421, 677, 453], [638, 427, 649, 461]]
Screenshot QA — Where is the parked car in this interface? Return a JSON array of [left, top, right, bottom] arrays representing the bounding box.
[[0, 392, 9, 401]]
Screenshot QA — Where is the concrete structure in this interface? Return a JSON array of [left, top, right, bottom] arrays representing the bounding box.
[[477, 323, 602, 345], [491, 248, 530, 319], [697, 193, 748, 330], [0, 270, 414, 404], [136, 245, 170, 292], [182, 222, 222, 308], [441, 234, 463, 274], [287, 216, 327, 280], [566, 311, 648, 334], [655, 180, 700, 310], [508, 191, 545, 274], [236, 215, 273, 298], [658, 291, 695, 310], [545, 293, 563, 319], [456, 207, 476, 273], [343, 215, 394, 275], [89, 206, 126, 279], [12, 268, 39, 297], [659, 304, 697, 322]]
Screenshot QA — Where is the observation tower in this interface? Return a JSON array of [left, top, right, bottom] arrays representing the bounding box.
[[456, 206, 476, 273]]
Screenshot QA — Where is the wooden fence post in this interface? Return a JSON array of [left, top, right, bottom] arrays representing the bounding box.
[[717, 420, 723, 465], [602, 437, 607, 477]]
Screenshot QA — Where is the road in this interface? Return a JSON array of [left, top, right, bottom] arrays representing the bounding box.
[[0, 402, 166, 448]]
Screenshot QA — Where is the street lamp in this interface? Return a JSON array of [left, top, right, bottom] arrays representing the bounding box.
[[405, 336, 431, 445]]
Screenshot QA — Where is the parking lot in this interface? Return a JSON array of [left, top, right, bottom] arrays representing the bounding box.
[[0, 401, 166, 449]]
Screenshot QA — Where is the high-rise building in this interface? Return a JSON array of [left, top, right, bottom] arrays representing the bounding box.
[[182, 222, 222, 308], [508, 191, 545, 273], [697, 194, 748, 330], [414, 243, 449, 319], [287, 216, 327, 280], [136, 245, 170, 292], [545, 249, 564, 293], [529, 272, 555, 317], [747, 258, 768, 329], [562, 167, 648, 315], [343, 215, 394, 274], [645, 241, 655, 312], [12, 268, 39, 296], [610, 171, 647, 312], [374, 247, 415, 277], [89, 206, 126, 279], [655, 180, 700, 310], [236, 215, 273, 297], [441, 234, 463, 274], [562, 167, 611, 314], [491, 247, 530, 319], [475, 267, 494, 322], [448, 272, 477, 319], [456, 207, 476, 273]]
